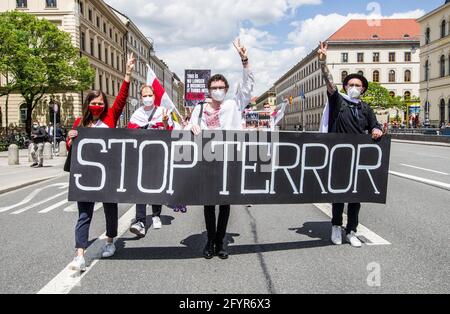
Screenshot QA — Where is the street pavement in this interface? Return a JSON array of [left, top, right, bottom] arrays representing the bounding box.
[[0, 142, 448, 294]]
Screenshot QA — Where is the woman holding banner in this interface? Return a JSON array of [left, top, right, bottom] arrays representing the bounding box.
[[189, 38, 254, 259], [66, 53, 136, 272], [127, 84, 174, 237]]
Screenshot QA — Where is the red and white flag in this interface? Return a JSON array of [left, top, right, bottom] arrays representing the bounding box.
[[146, 64, 181, 116]]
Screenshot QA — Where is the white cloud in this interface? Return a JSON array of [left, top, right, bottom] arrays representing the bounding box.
[[104, 0, 425, 98], [287, 9, 425, 48]]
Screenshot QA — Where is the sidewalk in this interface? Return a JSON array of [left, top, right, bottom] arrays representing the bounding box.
[[0, 149, 67, 194]]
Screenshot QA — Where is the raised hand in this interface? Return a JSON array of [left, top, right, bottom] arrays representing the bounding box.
[[126, 52, 136, 74], [233, 38, 248, 60], [318, 41, 328, 62]]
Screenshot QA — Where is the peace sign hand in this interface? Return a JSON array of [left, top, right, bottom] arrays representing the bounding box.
[[126, 52, 136, 73], [318, 41, 328, 62], [233, 38, 248, 60]]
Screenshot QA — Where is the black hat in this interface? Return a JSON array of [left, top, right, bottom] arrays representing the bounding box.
[[343, 73, 369, 93]]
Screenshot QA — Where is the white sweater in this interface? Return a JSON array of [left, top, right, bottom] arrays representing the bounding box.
[[188, 68, 255, 131]]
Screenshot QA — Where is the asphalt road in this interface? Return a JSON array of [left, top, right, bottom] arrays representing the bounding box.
[[0, 141, 448, 294]]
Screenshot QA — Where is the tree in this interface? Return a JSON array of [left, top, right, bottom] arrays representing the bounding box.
[[0, 11, 95, 135], [361, 82, 392, 109]]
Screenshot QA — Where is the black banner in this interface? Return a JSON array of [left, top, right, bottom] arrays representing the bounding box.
[[68, 129, 391, 205]]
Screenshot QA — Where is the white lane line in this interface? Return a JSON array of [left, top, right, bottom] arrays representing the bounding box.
[[37, 205, 136, 294], [10, 190, 68, 215], [399, 164, 449, 176], [38, 200, 69, 214], [389, 171, 450, 191], [313, 203, 391, 246], [0, 183, 68, 213], [63, 203, 103, 213]]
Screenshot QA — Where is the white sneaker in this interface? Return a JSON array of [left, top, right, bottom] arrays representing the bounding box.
[[130, 221, 146, 237], [152, 216, 162, 229], [346, 231, 362, 248], [331, 225, 342, 245], [101, 243, 116, 258], [68, 256, 86, 272]]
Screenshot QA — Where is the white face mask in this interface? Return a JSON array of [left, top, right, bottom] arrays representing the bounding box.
[[347, 87, 362, 99], [142, 96, 154, 109], [211, 89, 226, 102]]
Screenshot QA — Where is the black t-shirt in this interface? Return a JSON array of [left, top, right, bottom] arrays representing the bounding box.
[[327, 90, 380, 134]]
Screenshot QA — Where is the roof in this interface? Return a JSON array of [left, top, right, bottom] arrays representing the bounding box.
[[327, 19, 420, 42]]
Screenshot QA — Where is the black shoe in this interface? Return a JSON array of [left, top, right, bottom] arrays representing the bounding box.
[[203, 241, 214, 259], [37, 164, 43, 168], [214, 243, 229, 260], [30, 163, 38, 168]]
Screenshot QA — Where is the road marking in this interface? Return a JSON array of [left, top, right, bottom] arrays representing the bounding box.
[[0, 183, 68, 213], [399, 164, 449, 176], [38, 199, 69, 214], [37, 205, 136, 294], [313, 203, 391, 246], [389, 171, 450, 191], [10, 190, 68, 215]]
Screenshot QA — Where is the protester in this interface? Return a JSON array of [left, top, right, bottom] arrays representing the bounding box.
[[189, 38, 254, 259], [127, 83, 175, 237], [318, 41, 383, 248], [66, 53, 135, 271], [30, 121, 46, 168]]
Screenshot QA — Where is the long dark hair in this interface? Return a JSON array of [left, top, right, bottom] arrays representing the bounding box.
[[80, 90, 109, 127]]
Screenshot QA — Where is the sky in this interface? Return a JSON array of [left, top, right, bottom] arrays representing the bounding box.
[[104, 0, 445, 97]]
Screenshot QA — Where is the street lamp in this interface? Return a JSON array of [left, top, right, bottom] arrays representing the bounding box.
[[414, 34, 431, 127]]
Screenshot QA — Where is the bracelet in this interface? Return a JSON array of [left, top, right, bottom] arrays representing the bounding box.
[[241, 58, 249, 63]]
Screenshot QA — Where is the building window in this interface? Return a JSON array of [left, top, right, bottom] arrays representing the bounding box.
[[79, 1, 84, 15], [389, 70, 396, 82], [46, 0, 57, 8], [440, 99, 446, 126], [115, 33, 118, 43], [96, 16, 100, 28], [341, 53, 348, 63], [357, 53, 364, 63], [404, 70, 411, 82], [111, 52, 114, 68], [389, 91, 395, 98], [99, 74, 103, 91], [90, 38, 94, 56], [88, 9, 92, 22], [341, 71, 348, 83], [373, 52, 380, 62], [357, 71, 364, 76], [425, 28, 431, 44], [425, 60, 430, 81], [106, 77, 109, 95], [16, 0, 27, 8], [103, 23, 107, 33], [373, 70, 380, 83], [440, 55, 446, 77], [389, 52, 396, 62], [404, 91, 411, 100], [98, 43, 102, 60], [109, 28, 112, 38], [80, 32, 86, 51], [441, 20, 446, 38], [19, 104, 27, 125], [405, 52, 411, 62], [117, 56, 119, 70]]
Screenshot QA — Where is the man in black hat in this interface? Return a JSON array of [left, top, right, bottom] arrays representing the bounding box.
[[318, 41, 383, 248]]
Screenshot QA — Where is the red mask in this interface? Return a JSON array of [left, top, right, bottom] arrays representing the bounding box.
[[89, 105, 104, 117]]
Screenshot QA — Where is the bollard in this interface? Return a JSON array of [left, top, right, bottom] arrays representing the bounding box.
[[8, 144, 19, 165], [28, 143, 33, 162], [43, 142, 53, 160], [59, 141, 68, 157]]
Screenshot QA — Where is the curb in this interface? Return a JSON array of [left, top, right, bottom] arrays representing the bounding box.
[[391, 139, 450, 147]]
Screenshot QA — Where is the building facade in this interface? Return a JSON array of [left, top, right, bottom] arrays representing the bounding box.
[[276, 19, 421, 131], [255, 88, 277, 111], [417, 0, 450, 127], [0, 0, 180, 130]]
